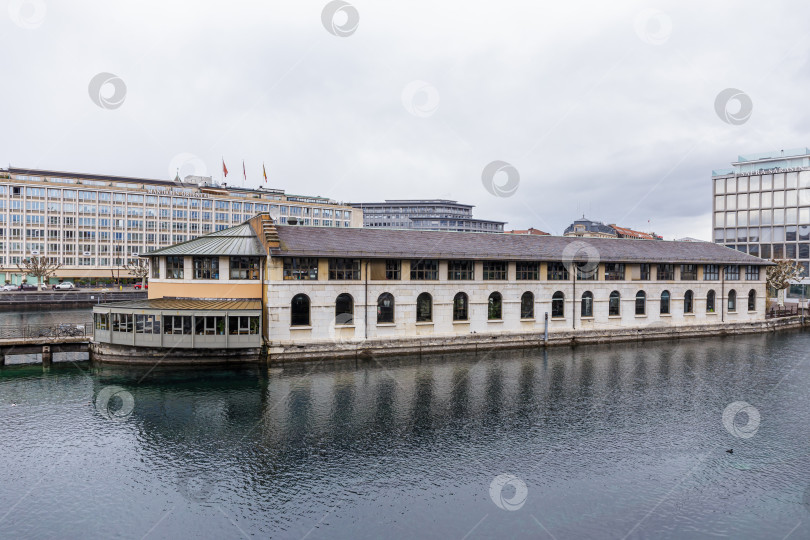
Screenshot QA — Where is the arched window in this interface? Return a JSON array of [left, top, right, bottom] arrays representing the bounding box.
[[488, 292, 502, 320], [609, 290, 621, 316], [291, 294, 310, 326], [635, 291, 646, 315], [728, 289, 737, 312], [552, 291, 565, 318], [684, 290, 694, 314], [706, 290, 716, 313], [748, 289, 756, 311], [416, 292, 432, 322], [520, 291, 534, 319], [377, 292, 395, 324], [335, 293, 354, 325], [581, 291, 593, 317], [660, 290, 670, 315], [453, 292, 468, 321]]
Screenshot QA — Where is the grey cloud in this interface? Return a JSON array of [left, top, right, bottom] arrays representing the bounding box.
[[1, 1, 809, 240]]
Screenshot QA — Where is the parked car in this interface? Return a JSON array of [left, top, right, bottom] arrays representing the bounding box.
[[53, 282, 76, 290], [18, 283, 38, 291], [0, 284, 16, 292], [133, 282, 148, 290]]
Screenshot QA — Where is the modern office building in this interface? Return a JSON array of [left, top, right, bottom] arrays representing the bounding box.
[[0, 166, 362, 284], [711, 148, 810, 275], [349, 199, 505, 232]]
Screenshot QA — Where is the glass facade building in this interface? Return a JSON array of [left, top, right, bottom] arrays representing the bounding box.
[[712, 148, 810, 276]]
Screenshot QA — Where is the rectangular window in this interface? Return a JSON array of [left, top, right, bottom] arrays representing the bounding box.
[[194, 315, 225, 335], [94, 313, 108, 331], [163, 315, 192, 335], [725, 265, 740, 280], [135, 314, 159, 334], [229, 315, 260, 335], [166, 256, 184, 279], [282, 257, 318, 280], [576, 263, 597, 280], [151, 257, 159, 278], [547, 262, 569, 280], [704, 264, 719, 280], [230, 256, 261, 280], [482, 261, 507, 280], [448, 260, 474, 280], [640, 263, 651, 280], [328, 258, 360, 280], [193, 256, 219, 279], [745, 265, 760, 280], [515, 261, 539, 280], [410, 259, 438, 280], [604, 263, 625, 281], [111, 313, 133, 332], [657, 264, 674, 280], [680, 264, 697, 280], [385, 260, 401, 280]]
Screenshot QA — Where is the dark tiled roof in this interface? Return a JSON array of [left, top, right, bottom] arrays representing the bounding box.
[[143, 223, 265, 257], [96, 298, 262, 310], [272, 226, 769, 265]]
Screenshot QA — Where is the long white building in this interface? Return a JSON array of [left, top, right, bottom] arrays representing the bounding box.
[[0, 166, 362, 284], [92, 213, 771, 364]]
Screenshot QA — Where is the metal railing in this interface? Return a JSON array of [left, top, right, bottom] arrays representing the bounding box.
[[766, 305, 800, 319], [0, 323, 92, 340], [0, 291, 146, 304]]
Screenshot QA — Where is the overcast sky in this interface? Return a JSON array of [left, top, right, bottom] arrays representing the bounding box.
[[2, 1, 809, 239]]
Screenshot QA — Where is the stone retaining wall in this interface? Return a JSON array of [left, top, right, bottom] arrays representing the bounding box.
[[266, 317, 805, 364], [89, 317, 804, 365]]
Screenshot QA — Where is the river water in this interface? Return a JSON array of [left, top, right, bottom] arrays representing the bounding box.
[[1, 331, 809, 539]]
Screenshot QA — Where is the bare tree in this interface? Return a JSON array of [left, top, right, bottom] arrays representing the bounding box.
[[766, 258, 804, 305], [125, 259, 150, 288], [16, 256, 62, 291]]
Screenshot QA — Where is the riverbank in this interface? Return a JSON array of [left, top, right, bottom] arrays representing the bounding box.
[[0, 290, 146, 310], [88, 316, 805, 365]]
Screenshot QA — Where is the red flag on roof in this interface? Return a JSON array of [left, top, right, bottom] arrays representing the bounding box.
[[263, 162, 267, 182], [222, 158, 228, 178]]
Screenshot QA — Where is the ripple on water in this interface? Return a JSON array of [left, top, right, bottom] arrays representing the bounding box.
[[1, 332, 810, 539]]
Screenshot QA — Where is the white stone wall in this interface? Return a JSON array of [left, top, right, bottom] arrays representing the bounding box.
[[266, 277, 768, 344]]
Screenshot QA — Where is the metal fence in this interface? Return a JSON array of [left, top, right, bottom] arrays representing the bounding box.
[[766, 304, 800, 319], [0, 323, 92, 340], [0, 291, 146, 305]]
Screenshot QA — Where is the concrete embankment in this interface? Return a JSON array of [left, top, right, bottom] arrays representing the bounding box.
[[76, 317, 805, 366], [0, 291, 146, 310], [266, 317, 805, 364]]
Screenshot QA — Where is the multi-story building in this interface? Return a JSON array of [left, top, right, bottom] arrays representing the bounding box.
[[711, 148, 810, 275], [564, 217, 661, 239], [0, 167, 362, 284], [350, 199, 505, 232]]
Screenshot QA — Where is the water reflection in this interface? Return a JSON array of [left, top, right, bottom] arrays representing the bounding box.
[[1, 331, 809, 539]]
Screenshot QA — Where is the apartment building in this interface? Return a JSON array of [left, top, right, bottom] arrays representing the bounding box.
[[0, 167, 362, 284]]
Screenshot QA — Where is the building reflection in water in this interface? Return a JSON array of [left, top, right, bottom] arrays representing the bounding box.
[[88, 334, 780, 475]]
